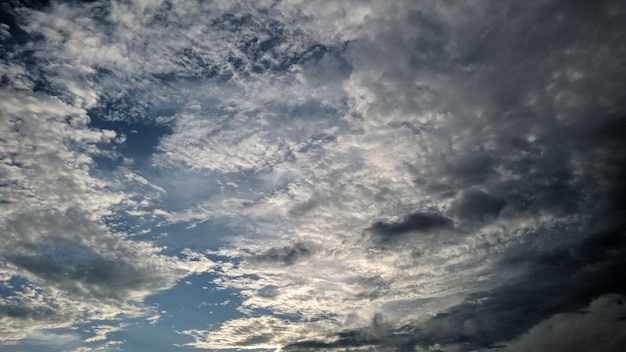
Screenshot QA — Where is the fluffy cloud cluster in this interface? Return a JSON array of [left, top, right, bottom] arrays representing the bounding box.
[[0, 3, 215, 345], [0, 86, 213, 343]]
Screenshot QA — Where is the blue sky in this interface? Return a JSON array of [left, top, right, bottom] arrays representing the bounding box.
[[1, 1, 626, 351]]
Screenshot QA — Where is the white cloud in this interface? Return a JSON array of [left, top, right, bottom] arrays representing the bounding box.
[[24, 330, 81, 345], [183, 315, 341, 350], [84, 324, 126, 343]]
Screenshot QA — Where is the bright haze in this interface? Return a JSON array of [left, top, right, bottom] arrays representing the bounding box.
[[1, 1, 626, 351]]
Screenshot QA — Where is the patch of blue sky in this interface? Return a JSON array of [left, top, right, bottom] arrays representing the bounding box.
[[146, 169, 225, 211], [113, 272, 245, 351], [144, 166, 293, 218], [151, 221, 236, 255], [110, 324, 191, 352], [88, 115, 173, 170], [1, 274, 28, 289]]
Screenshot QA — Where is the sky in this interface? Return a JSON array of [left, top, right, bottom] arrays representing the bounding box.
[[1, 0, 626, 351]]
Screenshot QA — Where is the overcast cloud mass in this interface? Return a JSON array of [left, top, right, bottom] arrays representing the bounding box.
[[1, 0, 626, 351]]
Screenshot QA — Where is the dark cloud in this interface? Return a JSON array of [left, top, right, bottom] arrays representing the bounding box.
[[370, 212, 452, 237], [6, 241, 169, 301], [445, 152, 496, 186], [0, 210, 180, 308], [402, 226, 626, 351], [452, 190, 507, 221], [0, 303, 56, 320], [282, 225, 626, 351], [356, 0, 626, 215], [283, 314, 398, 352], [506, 293, 626, 352], [249, 242, 314, 266]]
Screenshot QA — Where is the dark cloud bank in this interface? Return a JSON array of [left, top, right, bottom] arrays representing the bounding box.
[[286, 227, 626, 351]]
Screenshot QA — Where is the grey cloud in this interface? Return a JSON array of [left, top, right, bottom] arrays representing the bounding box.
[[283, 313, 482, 352], [347, 0, 626, 215], [283, 314, 396, 352], [282, 225, 626, 351], [505, 294, 626, 352], [7, 246, 162, 301], [257, 285, 280, 298], [452, 190, 507, 222], [445, 152, 496, 186], [3, 211, 180, 288], [249, 242, 315, 266], [287, 198, 320, 217], [0, 210, 196, 342], [407, 226, 626, 350], [0, 301, 56, 321], [370, 212, 452, 237]]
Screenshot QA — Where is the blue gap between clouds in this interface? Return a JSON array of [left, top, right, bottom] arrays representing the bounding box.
[[87, 115, 172, 170], [109, 271, 245, 351]]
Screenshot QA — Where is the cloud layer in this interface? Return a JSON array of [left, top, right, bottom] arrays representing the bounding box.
[[1, 0, 625, 351]]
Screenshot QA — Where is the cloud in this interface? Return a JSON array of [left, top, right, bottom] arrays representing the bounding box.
[[0, 4, 216, 344], [370, 212, 453, 237], [21, 330, 81, 346], [3, 0, 626, 350], [249, 242, 315, 266], [176, 0, 626, 348], [505, 294, 626, 352], [182, 315, 340, 350], [84, 324, 126, 343], [0, 208, 214, 342], [452, 190, 507, 222], [183, 3, 623, 349]]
